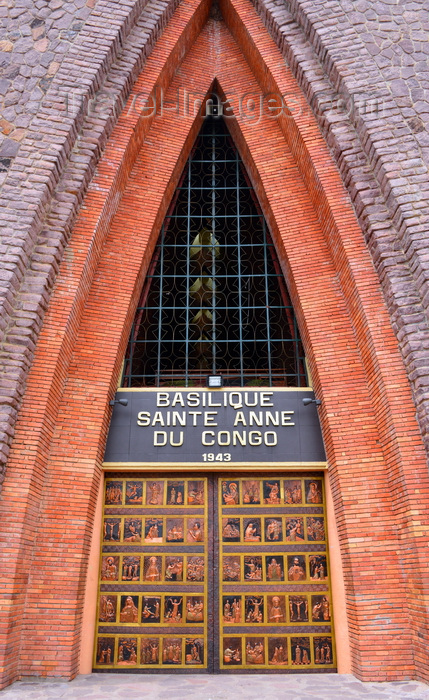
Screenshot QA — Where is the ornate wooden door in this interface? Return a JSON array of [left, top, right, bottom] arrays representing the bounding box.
[[214, 474, 335, 671], [93, 473, 335, 672]]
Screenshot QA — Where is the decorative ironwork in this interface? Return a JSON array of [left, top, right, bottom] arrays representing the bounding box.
[[122, 117, 307, 388]]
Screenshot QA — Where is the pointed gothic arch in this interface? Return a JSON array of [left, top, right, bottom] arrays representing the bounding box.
[[1, 0, 428, 687], [121, 115, 307, 388]]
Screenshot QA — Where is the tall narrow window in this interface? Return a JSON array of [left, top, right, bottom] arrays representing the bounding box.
[[122, 117, 307, 388]]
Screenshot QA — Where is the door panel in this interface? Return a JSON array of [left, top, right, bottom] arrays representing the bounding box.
[[215, 475, 335, 671], [93, 473, 335, 672], [94, 476, 210, 671]]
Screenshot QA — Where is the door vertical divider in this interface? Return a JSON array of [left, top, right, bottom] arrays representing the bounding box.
[[208, 474, 218, 673]]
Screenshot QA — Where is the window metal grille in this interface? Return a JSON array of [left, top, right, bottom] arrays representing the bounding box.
[[121, 117, 307, 388]]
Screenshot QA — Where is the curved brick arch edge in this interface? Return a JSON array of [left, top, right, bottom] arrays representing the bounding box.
[[1, 0, 429, 537], [0, 0, 429, 690], [249, 0, 429, 456], [0, 0, 184, 490], [0, 0, 213, 689]]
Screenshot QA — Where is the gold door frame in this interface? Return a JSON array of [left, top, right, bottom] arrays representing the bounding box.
[[93, 471, 335, 673]]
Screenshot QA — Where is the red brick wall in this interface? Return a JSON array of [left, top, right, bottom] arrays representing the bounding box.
[[0, 0, 428, 687]]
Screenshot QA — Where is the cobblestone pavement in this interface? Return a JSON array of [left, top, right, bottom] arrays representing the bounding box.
[[1, 674, 429, 700]]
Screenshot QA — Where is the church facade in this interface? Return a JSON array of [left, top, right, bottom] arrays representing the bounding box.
[[1, 0, 429, 688]]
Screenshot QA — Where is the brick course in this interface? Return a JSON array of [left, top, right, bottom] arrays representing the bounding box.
[[0, 0, 429, 690], [250, 0, 429, 458], [1, 0, 429, 510], [0, 0, 181, 488]]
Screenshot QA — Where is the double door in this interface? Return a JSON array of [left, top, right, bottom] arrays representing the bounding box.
[[94, 473, 335, 672]]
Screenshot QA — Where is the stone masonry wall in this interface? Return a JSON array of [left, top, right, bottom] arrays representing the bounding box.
[[0, 0, 179, 488], [251, 0, 429, 456], [0, 3, 428, 480]]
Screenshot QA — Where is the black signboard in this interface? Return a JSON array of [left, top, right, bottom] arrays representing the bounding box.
[[103, 390, 325, 466]]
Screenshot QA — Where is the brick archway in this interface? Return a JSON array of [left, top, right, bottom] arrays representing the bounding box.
[[1, 0, 428, 688]]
